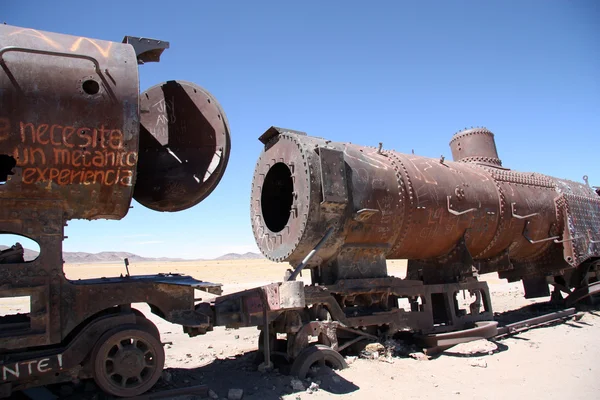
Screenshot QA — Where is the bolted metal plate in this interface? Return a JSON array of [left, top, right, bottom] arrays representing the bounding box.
[[319, 147, 348, 204], [134, 80, 230, 212]]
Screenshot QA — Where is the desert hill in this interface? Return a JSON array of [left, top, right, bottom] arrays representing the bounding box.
[[0, 245, 264, 263]]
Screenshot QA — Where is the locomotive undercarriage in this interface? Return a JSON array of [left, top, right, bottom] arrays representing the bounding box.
[[4, 227, 597, 396], [221, 263, 599, 379], [208, 240, 600, 379], [212, 266, 495, 378]]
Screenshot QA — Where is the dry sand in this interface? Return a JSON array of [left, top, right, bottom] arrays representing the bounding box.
[[3, 259, 599, 399]]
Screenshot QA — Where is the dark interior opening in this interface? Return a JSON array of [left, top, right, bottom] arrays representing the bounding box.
[[431, 293, 451, 326], [261, 163, 293, 233], [0, 155, 16, 184], [82, 79, 100, 95]]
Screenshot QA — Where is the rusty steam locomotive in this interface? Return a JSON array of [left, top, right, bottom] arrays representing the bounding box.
[[251, 126, 600, 297], [1, 24, 599, 398]]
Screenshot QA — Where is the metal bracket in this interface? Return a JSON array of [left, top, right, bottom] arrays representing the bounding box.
[[522, 220, 560, 244], [553, 236, 581, 244], [511, 203, 539, 220], [122, 36, 169, 64], [258, 126, 307, 145], [447, 196, 479, 216]]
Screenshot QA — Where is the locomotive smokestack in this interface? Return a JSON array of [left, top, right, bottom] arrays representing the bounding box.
[[449, 127, 502, 167]]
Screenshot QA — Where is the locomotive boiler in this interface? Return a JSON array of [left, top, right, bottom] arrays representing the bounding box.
[[251, 127, 600, 300]]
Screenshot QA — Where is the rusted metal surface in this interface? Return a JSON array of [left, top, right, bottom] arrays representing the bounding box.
[[420, 320, 499, 355], [134, 80, 231, 212], [303, 277, 493, 333], [449, 127, 502, 166], [0, 24, 140, 220], [249, 125, 598, 370], [495, 308, 577, 337], [424, 308, 580, 355], [213, 281, 305, 328], [250, 126, 600, 287], [0, 24, 229, 398]]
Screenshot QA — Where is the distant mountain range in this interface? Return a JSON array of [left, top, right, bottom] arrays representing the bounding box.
[[0, 245, 264, 263], [214, 252, 265, 261]]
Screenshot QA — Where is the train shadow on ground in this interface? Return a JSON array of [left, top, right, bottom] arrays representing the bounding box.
[[159, 351, 360, 400], [38, 350, 359, 400]]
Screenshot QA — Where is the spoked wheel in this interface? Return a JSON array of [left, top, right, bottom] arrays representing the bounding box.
[[290, 344, 348, 379], [92, 325, 165, 397]]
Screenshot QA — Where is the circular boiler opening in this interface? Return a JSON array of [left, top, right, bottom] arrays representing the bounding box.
[[82, 79, 100, 95], [261, 163, 294, 233]]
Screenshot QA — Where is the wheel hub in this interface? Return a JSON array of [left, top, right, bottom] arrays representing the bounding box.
[[93, 324, 165, 397], [113, 346, 145, 377], [103, 338, 156, 388]]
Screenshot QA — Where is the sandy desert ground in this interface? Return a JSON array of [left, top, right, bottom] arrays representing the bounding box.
[[2, 259, 599, 400]]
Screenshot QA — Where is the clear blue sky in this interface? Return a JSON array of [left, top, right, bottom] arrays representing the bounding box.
[[3, 0, 599, 259]]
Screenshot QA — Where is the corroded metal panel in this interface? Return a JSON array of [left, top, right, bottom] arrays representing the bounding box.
[[0, 24, 140, 220], [319, 147, 347, 204]]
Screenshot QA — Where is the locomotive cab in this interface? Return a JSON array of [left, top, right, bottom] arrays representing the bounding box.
[[0, 24, 229, 397]]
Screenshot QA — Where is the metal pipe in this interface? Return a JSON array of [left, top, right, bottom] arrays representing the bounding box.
[[261, 305, 272, 369], [287, 227, 334, 281]]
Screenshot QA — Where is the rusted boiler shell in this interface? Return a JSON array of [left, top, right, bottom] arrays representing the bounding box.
[[251, 127, 600, 280], [0, 25, 230, 219]]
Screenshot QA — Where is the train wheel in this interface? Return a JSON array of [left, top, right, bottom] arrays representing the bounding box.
[[255, 330, 289, 364], [92, 325, 165, 397], [290, 344, 347, 379]]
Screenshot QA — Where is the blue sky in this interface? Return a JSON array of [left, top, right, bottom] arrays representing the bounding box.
[[3, 1, 599, 259]]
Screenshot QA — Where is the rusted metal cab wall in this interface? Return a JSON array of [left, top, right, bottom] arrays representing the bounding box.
[[0, 25, 139, 220], [251, 127, 600, 284]]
